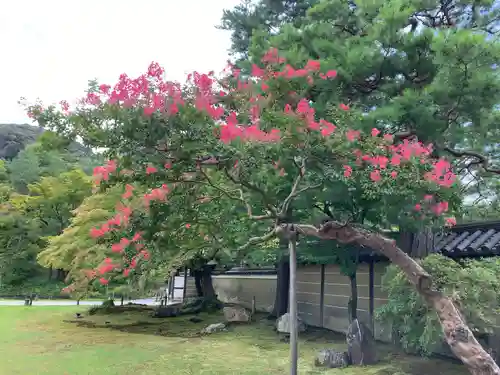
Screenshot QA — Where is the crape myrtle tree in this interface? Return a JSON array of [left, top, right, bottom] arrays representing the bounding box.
[[26, 50, 497, 373]]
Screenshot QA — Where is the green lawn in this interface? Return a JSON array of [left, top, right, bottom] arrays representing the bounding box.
[[0, 305, 468, 375]]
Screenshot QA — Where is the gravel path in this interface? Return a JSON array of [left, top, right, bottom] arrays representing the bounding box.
[[0, 298, 160, 306]]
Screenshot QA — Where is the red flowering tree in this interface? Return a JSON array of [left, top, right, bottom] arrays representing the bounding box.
[[26, 50, 498, 374]]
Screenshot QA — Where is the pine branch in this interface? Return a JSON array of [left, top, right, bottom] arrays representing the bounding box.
[[443, 147, 500, 175]]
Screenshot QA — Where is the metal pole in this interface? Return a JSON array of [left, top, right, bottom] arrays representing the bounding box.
[[288, 234, 298, 375], [369, 260, 375, 333]]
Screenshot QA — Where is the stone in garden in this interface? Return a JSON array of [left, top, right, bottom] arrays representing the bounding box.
[[314, 349, 351, 368], [223, 306, 251, 323], [201, 322, 227, 334], [276, 313, 307, 334], [346, 319, 377, 365]]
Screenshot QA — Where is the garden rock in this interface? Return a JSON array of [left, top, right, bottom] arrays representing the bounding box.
[[223, 306, 251, 323], [276, 313, 307, 334], [201, 322, 227, 334], [314, 349, 351, 368], [346, 319, 377, 365]]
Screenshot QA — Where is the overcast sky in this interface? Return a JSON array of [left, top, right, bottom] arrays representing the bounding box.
[[0, 0, 241, 124]]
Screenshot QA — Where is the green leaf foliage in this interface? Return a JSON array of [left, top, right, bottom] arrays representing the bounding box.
[[225, 0, 500, 213], [377, 254, 500, 355]]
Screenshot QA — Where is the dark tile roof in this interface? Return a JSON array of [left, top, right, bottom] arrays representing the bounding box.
[[434, 220, 500, 257]]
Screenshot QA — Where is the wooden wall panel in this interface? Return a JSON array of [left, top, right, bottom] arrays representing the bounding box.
[[210, 262, 393, 343], [296, 266, 322, 327], [185, 277, 198, 298]]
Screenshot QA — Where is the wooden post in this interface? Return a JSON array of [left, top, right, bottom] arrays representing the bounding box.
[[289, 235, 298, 375], [319, 264, 325, 328], [169, 276, 174, 301], [182, 267, 188, 300], [369, 260, 375, 334]]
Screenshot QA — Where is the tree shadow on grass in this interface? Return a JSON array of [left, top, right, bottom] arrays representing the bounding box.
[[64, 305, 247, 338], [64, 306, 468, 375]]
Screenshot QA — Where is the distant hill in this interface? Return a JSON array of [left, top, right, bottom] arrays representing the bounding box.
[[0, 123, 90, 160]]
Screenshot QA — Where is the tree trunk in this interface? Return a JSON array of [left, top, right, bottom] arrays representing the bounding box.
[[56, 269, 67, 281], [410, 227, 436, 258], [200, 266, 215, 299], [298, 222, 500, 375], [271, 206, 293, 318], [348, 273, 358, 322], [288, 236, 298, 375], [270, 255, 290, 318], [194, 270, 204, 297], [48, 266, 52, 281]]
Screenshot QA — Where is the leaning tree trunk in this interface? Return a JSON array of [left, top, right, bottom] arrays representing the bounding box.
[[303, 222, 500, 375], [270, 254, 290, 318], [288, 234, 298, 375]]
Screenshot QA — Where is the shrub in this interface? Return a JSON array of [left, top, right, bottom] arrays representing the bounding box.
[[376, 254, 500, 355]]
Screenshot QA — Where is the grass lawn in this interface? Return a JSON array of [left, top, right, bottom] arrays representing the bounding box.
[[0, 305, 469, 375]]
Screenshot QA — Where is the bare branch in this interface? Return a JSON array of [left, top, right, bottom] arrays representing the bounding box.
[[443, 147, 500, 174], [280, 162, 305, 216], [239, 189, 274, 220], [295, 183, 323, 198], [195, 168, 243, 201], [152, 148, 231, 166], [169, 170, 274, 221], [235, 229, 277, 252], [223, 167, 278, 215], [280, 159, 323, 216], [393, 129, 417, 140]]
